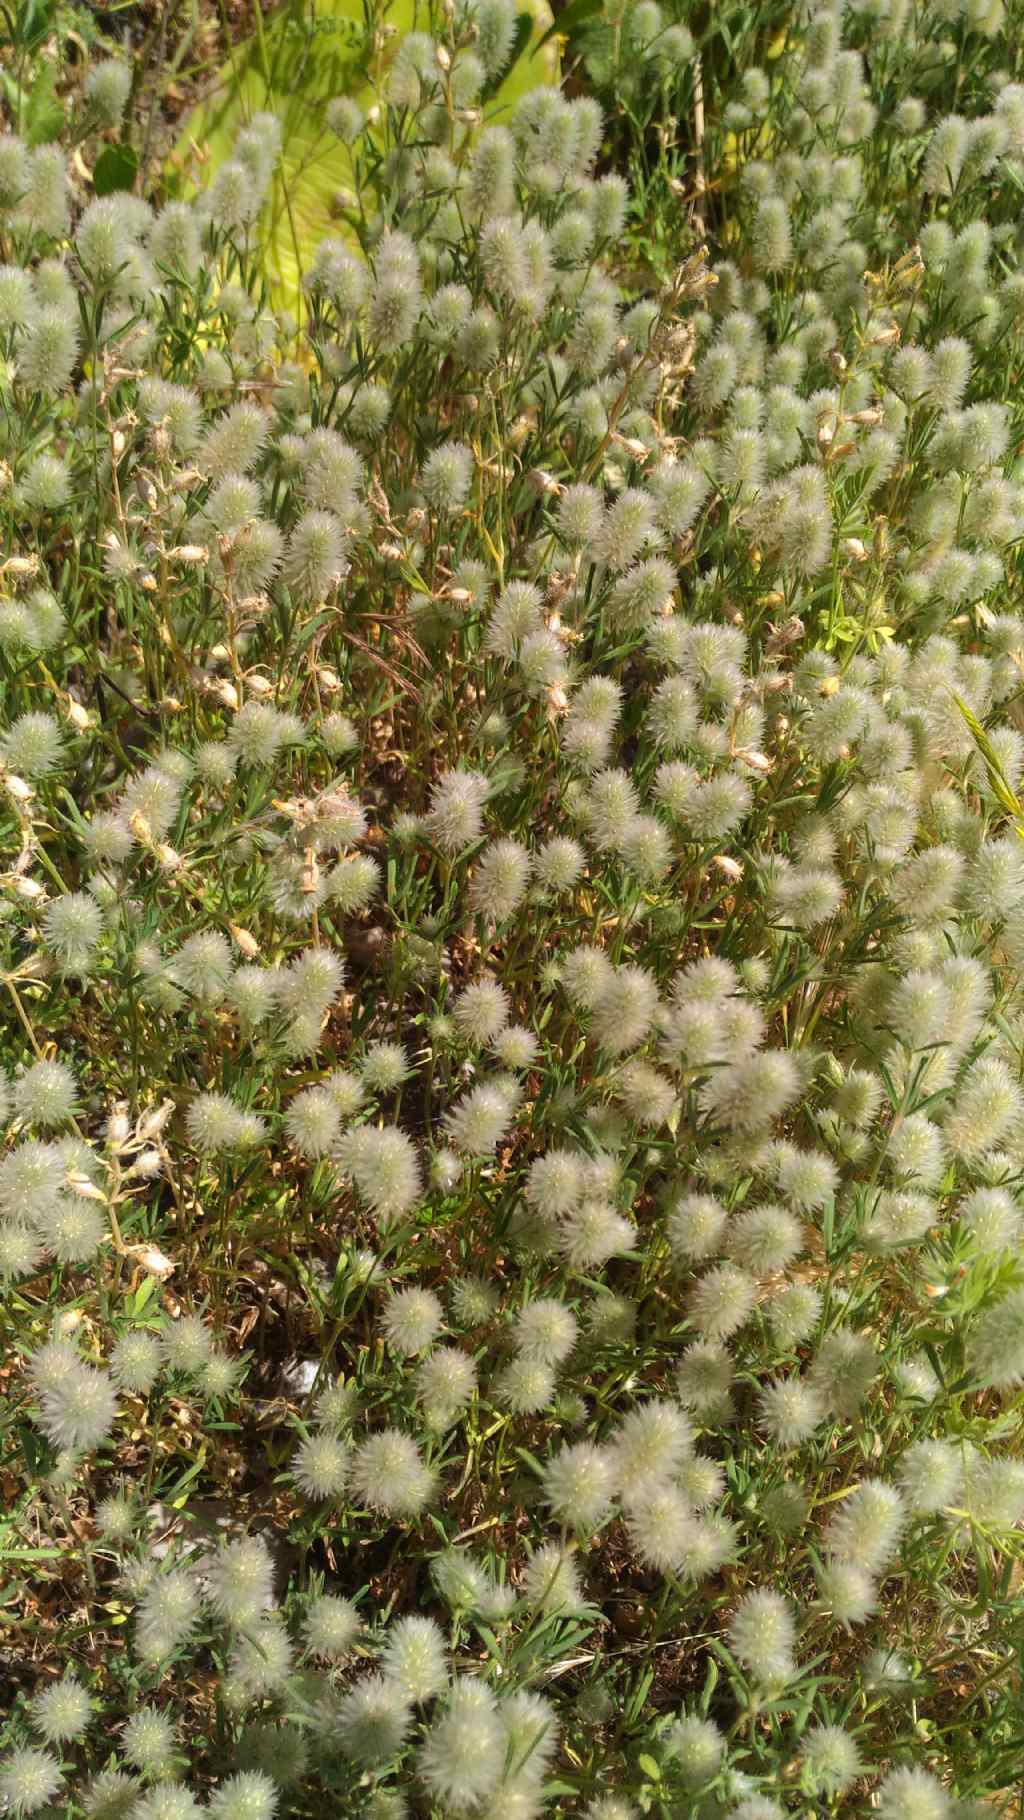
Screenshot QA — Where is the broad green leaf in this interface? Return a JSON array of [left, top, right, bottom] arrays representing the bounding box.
[[482, 10, 533, 95], [94, 142, 139, 195], [172, 0, 558, 322], [535, 0, 602, 51]]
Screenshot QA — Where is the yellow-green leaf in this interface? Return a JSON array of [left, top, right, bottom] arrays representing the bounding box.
[[172, 0, 558, 322], [953, 690, 1024, 833]]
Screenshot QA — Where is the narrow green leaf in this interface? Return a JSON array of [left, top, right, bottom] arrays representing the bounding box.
[[24, 62, 64, 145], [131, 1274, 159, 1316]]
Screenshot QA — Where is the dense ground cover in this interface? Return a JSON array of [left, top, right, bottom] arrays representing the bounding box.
[[2, 0, 1024, 1813]]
